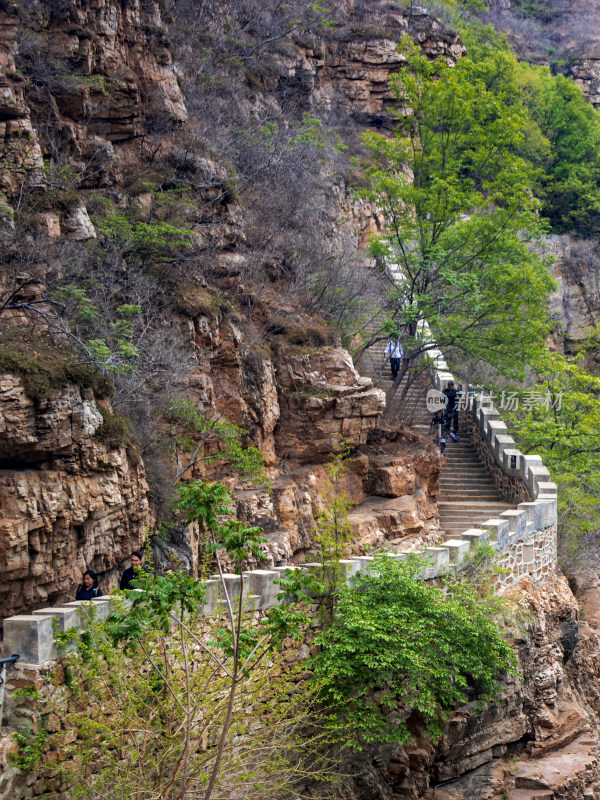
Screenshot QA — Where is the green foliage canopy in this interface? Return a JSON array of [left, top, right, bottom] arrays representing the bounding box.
[[499, 346, 600, 566], [364, 36, 555, 379], [312, 553, 518, 749], [458, 17, 600, 237], [518, 66, 600, 236], [164, 398, 267, 485]]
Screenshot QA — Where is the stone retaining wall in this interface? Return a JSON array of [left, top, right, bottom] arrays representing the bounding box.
[[461, 392, 558, 586], [498, 524, 557, 586]]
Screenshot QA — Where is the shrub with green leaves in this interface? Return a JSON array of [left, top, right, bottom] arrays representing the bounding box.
[[312, 553, 518, 749], [48, 575, 340, 800]]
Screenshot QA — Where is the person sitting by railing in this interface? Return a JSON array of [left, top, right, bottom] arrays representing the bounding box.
[[119, 550, 150, 590]]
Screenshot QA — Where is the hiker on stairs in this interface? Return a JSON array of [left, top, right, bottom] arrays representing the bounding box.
[[443, 380, 460, 442], [384, 338, 403, 380], [430, 409, 446, 454]]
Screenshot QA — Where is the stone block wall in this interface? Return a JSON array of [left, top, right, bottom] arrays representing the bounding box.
[[497, 524, 557, 587]]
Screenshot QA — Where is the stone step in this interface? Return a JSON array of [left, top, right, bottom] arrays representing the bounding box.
[[442, 452, 481, 458], [439, 513, 513, 523], [441, 496, 504, 504], [441, 473, 489, 479], [441, 463, 490, 470], [442, 456, 485, 461], [440, 519, 511, 528], [441, 457, 485, 463], [438, 500, 515, 519], [441, 524, 497, 531], [440, 496, 504, 502], [441, 472, 490, 478], [440, 477, 495, 485], [440, 516, 512, 525], [440, 492, 500, 499], [440, 478, 496, 484], [440, 522, 512, 531], [440, 476, 498, 483], [440, 508, 510, 516], [444, 460, 490, 466], [441, 486, 494, 492]]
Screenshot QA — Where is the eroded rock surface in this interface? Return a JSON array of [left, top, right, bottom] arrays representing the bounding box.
[[0, 376, 151, 618]]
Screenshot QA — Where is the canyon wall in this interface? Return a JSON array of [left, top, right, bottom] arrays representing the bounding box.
[[0, 376, 150, 618], [0, 0, 461, 619]]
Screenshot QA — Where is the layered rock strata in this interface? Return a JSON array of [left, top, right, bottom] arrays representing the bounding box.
[[0, 375, 151, 619], [0, 0, 186, 199]]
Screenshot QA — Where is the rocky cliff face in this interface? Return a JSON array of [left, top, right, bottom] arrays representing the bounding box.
[[544, 235, 600, 350], [0, 0, 186, 201], [485, 0, 600, 106], [0, 375, 151, 618], [0, 0, 458, 618]]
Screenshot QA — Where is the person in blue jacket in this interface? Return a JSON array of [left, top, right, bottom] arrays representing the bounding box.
[[75, 569, 103, 601]]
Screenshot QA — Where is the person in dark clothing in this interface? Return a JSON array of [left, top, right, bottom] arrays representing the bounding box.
[[429, 409, 447, 454], [443, 380, 459, 441], [119, 550, 149, 590], [75, 569, 103, 601]]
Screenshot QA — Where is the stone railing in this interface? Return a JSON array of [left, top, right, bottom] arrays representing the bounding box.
[[2, 368, 558, 667], [3, 479, 557, 669], [0, 555, 458, 665], [430, 362, 558, 589]]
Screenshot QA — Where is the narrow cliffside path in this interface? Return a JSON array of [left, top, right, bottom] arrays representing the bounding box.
[[358, 343, 515, 538]]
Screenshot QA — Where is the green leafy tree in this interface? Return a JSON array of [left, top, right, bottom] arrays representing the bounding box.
[[498, 346, 600, 568], [40, 485, 341, 800], [91, 196, 193, 264], [515, 63, 600, 236], [310, 439, 356, 608], [312, 552, 518, 749], [162, 398, 267, 485], [171, 479, 322, 798], [360, 36, 554, 404], [449, 16, 600, 237]]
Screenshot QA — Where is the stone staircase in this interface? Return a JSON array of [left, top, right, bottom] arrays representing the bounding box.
[[357, 345, 515, 539], [439, 438, 516, 538], [357, 342, 433, 429]]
